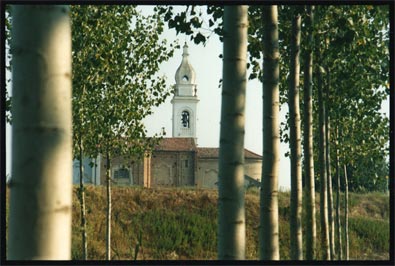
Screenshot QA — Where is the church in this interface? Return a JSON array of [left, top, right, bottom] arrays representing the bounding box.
[[72, 43, 262, 189]]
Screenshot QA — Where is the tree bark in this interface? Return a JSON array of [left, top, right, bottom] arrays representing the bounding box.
[[335, 126, 342, 260], [106, 152, 112, 260], [344, 164, 349, 260], [260, 5, 280, 260], [8, 5, 72, 259], [217, 5, 248, 260], [288, 14, 303, 260], [326, 115, 335, 260], [325, 70, 335, 260], [302, 5, 316, 260], [78, 138, 88, 260], [317, 67, 330, 260]]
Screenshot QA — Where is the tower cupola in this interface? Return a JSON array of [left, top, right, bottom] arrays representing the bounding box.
[[175, 43, 196, 86]]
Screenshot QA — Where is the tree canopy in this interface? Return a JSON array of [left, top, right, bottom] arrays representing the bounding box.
[[71, 5, 178, 161], [155, 4, 389, 193], [311, 5, 389, 192]]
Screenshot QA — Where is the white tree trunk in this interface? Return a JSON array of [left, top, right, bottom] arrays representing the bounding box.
[[260, 5, 280, 260], [325, 104, 335, 260], [289, 14, 303, 260], [318, 67, 330, 260], [8, 5, 72, 260], [302, 5, 316, 260], [335, 127, 342, 260], [106, 153, 112, 260], [79, 140, 88, 260], [217, 5, 248, 260], [344, 164, 349, 260]]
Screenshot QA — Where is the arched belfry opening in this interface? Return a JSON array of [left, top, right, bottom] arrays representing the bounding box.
[[171, 42, 199, 138], [181, 110, 190, 128]]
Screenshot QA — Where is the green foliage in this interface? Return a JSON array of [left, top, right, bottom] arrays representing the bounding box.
[[155, 5, 223, 45], [246, 5, 263, 81], [5, 90, 12, 124], [255, 6, 390, 183], [5, 6, 12, 123], [310, 5, 390, 192], [70, 5, 177, 161], [70, 8, 177, 259]]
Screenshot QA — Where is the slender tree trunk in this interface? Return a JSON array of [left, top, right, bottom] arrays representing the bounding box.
[[334, 126, 342, 260], [106, 152, 112, 260], [260, 5, 280, 260], [302, 5, 316, 260], [326, 115, 335, 260], [344, 164, 349, 260], [317, 67, 330, 260], [325, 72, 335, 260], [288, 14, 303, 260], [217, 5, 248, 260], [78, 138, 88, 260], [8, 5, 72, 259]]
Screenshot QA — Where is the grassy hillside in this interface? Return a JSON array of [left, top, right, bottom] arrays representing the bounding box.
[[69, 186, 389, 260]]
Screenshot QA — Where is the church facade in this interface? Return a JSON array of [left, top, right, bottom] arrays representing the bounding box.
[[73, 43, 262, 189]]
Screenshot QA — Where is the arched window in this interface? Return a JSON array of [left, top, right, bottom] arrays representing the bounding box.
[[181, 111, 190, 128], [114, 167, 129, 180], [182, 75, 189, 82]]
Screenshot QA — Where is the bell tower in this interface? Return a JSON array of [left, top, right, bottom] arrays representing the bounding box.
[[171, 43, 199, 138]]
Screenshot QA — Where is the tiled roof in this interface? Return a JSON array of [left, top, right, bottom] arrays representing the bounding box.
[[196, 148, 218, 158], [197, 147, 262, 159], [154, 138, 262, 159], [154, 138, 196, 151], [244, 149, 262, 159]]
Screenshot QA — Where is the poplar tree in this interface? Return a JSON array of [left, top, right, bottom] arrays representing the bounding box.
[[71, 5, 176, 259], [260, 5, 280, 260], [302, 5, 317, 260], [344, 164, 349, 260], [317, 66, 330, 260], [217, 5, 248, 260], [325, 69, 335, 260], [334, 126, 342, 260], [288, 14, 303, 260], [313, 4, 389, 193], [314, 5, 389, 257], [8, 5, 72, 259]]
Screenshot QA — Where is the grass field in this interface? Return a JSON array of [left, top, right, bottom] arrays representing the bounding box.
[[67, 185, 390, 260], [4, 185, 390, 260]]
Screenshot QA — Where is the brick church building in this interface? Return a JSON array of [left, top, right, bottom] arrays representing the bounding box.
[[73, 43, 262, 189]]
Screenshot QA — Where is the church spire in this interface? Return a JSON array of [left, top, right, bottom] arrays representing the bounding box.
[[182, 42, 189, 56], [175, 42, 196, 87]]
